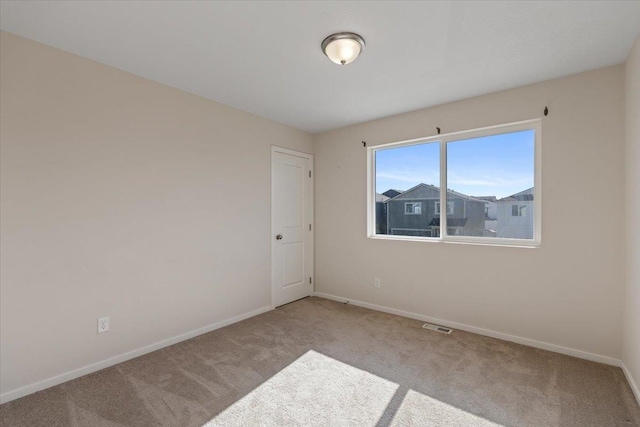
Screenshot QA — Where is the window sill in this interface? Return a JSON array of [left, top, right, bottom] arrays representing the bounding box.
[[368, 234, 540, 249]]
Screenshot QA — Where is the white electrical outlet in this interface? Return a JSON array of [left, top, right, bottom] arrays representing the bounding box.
[[374, 278, 381, 289], [97, 317, 109, 334]]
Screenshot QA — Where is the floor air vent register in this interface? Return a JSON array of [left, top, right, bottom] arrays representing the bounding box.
[[422, 323, 453, 334]]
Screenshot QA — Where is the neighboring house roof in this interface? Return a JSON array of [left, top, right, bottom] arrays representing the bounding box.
[[375, 193, 390, 202], [498, 187, 534, 202], [385, 183, 487, 203], [382, 189, 403, 198], [475, 196, 497, 202], [447, 188, 488, 204], [388, 183, 440, 201], [428, 218, 468, 227]]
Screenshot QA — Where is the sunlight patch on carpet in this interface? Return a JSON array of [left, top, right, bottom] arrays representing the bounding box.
[[390, 389, 503, 426], [203, 350, 398, 426]]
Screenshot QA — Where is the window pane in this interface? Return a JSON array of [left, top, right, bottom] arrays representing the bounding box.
[[375, 142, 440, 237], [446, 130, 535, 239], [405, 202, 422, 215]]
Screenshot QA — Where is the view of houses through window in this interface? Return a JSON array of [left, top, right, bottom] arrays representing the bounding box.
[[374, 127, 536, 241]]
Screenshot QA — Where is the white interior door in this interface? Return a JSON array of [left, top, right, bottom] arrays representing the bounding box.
[[272, 147, 313, 307]]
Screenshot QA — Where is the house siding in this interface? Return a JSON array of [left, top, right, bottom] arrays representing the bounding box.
[[383, 184, 486, 237]]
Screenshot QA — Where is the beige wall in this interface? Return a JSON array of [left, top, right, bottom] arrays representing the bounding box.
[[313, 65, 626, 360], [0, 32, 312, 398], [623, 35, 640, 397]]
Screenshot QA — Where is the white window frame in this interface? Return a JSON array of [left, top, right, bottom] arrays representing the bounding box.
[[366, 119, 542, 247], [435, 201, 454, 215], [405, 202, 422, 215], [512, 204, 527, 217]]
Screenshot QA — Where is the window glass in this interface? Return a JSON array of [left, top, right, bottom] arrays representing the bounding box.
[[375, 142, 439, 237], [435, 201, 454, 215], [405, 202, 422, 215], [446, 130, 534, 239]]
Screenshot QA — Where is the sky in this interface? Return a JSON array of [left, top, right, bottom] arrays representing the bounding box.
[[375, 130, 534, 199]]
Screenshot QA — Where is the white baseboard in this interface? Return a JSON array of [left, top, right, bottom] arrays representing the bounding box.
[[313, 292, 621, 367], [0, 305, 273, 405], [621, 362, 640, 406]]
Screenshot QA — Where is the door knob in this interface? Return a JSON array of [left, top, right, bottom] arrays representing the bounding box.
[[276, 234, 283, 240]]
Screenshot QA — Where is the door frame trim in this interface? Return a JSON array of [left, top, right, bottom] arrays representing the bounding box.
[[271, 146, 314, 308]]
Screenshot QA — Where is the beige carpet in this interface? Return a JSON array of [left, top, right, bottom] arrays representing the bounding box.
[[1, 297, 639, 426]]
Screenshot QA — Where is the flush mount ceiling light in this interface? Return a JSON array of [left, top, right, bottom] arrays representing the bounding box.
[[321, 32, 366, 65]]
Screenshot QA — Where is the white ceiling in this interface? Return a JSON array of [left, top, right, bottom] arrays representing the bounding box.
[[1, 1, 639, 133]]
